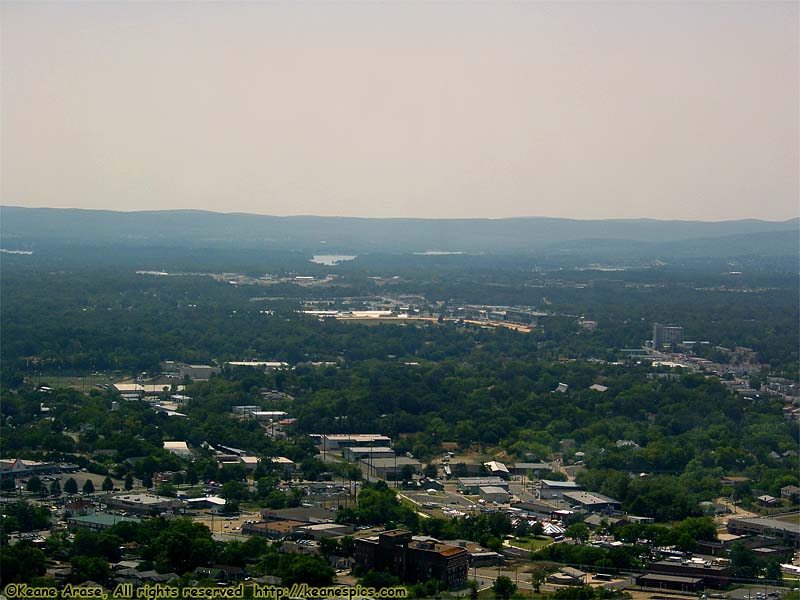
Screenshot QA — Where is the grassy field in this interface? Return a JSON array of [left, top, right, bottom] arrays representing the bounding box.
[[509, 535, 553, 552], [27, 374, 117, 389]]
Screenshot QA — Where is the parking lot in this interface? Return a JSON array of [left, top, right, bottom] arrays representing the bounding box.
[[728, 588, 788, 600], [194, 510, 260, 535], [400, 488, 483, 518]]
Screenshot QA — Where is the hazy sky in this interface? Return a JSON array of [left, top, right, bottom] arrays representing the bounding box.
[[2, 1, 798, 220]]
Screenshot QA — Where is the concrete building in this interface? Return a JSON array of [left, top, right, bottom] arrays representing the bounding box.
[[362, 456, 422, 479], [266, 456, 296, 474], [243, 520, 306, 539], [250, 411, 289, 421], [727, 517, 800, 547], [561, 491, 621, 513], [649, 559, 730, 588], [226, 361, 288, 371], [113, 383, 171, 396], [261, 507, 336, 524], [457, 477, 508, 494], [104, 493, 185, 516], [343, 447, 396, 462], [354, 530, 468, 588], [163, 441, 192, 458], [178, 365, 220, 380], [239, 456, 259, 470], [479, 486, 511, 504], [539, 480, 582, 499], [0, 458, 59, 476], [319, 434, 392, 450], [67, 513, 141, 531], [296, 523, 354, 540], [636, 573, 704, 592], [652, 323, 684, 349], [185, 496, 226, 512], [511, 463, 551, 476]]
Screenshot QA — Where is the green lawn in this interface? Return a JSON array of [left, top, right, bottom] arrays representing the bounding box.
[[28, 374, 116, 389], [509, 535, 553, 552]]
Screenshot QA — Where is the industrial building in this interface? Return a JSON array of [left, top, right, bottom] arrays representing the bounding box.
[[226, 361, 288, 371], [178, 365, 220, 380], [457, 477, 508, 494], [185, 496, 226, 512], [361, 456, 422, 479], [479, 486, 511, 504], [561, 491, 621, 513], [103, 493, 185, 516], [511, 462, 552, 476], [266, 456, 297, 473], [296, 523, 354, 540], [163, 441, 192, 458], [636, 573, 704, 592], [67, 513, 141, 531], [243, 520, 306, 539], [539, 479, 582, 499], [343, 446, 396, 462], [319, 434, 392, 450], [648, 558, 730, 588], [727, 516, 800, 547], [354, 530, 468, 588]]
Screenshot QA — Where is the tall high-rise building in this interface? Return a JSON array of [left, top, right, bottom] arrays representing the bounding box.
[[652, 323, 683, 349], [653, 323, 664, 349]]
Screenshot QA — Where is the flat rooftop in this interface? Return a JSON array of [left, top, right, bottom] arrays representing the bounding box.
[[107, 493, 181, 505], [514, 463, 550, 470], [458, 477, 505, 484], [651, 560, 729, 572], [562, 491, 619, 505], [480, 486, 509, 494], [68, 513, 141, 526], [364, 457, 420, 468], [300, 523, 351, 531], [541, 480, 581, 488], [729, 516, 800, 534]]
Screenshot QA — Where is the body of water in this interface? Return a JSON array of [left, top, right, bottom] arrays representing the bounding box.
[[310, 254, 357, 265]]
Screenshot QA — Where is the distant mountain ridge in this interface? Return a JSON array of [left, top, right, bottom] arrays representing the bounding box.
[[1, 205, 797, 256]]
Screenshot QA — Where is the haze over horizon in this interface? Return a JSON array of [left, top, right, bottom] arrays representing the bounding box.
[[2, 1, 798, 221], [2, 204, 798, 224]]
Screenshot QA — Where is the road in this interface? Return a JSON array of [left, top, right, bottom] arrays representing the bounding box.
[[471, 565, 534, 593], [508, 482, 538, 504]]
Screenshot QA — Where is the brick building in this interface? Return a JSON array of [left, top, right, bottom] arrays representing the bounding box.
[[354, 530, 468, 588]]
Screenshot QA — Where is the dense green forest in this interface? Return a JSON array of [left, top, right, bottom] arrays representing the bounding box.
[[2, 254, 797, 522], [2, 256, 797, 378]]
